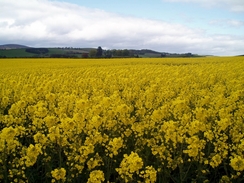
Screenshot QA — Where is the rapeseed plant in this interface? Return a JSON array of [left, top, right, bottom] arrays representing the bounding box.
[[0, 57, 243, 182]]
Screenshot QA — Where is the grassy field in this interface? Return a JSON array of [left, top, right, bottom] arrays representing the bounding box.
[[0, 57, 244, 183], [0, 49, 36, 57]]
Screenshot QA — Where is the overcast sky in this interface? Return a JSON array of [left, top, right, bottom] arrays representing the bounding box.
[[1, 0, 244, 55]]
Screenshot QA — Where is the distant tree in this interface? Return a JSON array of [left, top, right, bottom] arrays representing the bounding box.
[[186, 53, 192, 57], [122, 49, 130, 57], [111, 49, 117, 57], [89, 49, 97, 58], [161, 53, 166, 57], [96, 46, 103, 57], [81, 53, 89, 58], [25, 48, 49, 54], [129, 50, 135, 57], [104, 50, 112, 58], [116, 50, 123, 57]]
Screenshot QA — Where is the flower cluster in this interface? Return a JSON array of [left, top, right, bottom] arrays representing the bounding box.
[[51, 168, 66, 182], [116, 152, 144, 182], [87, 170, 105, 183]]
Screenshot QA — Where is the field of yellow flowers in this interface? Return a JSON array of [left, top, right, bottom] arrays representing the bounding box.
[[0, 57, 244, 183]]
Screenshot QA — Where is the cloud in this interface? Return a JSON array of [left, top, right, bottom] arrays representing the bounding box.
[[163, 0, 244, 12], [227, 20, 244, 27], [209, 19, 244, 27], [0, 0, 244, 56]]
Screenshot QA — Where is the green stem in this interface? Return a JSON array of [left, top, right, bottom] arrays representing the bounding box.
[[59, 144, 62, 168], [3, 141, 8, 183], [182, 160, 192, 181], [105, 157, 111, 181], [179, 142, 184, 183]]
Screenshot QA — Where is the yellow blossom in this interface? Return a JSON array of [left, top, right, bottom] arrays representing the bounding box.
[[230, 155, 244, 171], [87, 170, 105, 183], [51, 168, 66, 181]]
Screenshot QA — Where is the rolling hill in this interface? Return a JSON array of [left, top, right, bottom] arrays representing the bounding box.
[[0, 44, 198, 58], [0, 44, 29, 49]]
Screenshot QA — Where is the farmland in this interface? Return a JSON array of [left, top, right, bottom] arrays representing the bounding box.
[[0, 44, 199, 58], [0, 57, 244, 182], [0, 48, 93, 58]]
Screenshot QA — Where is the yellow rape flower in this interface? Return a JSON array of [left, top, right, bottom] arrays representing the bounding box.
[[87, 170, 105, 183], [51, 168, 66, 182], [107, 137, 124, 158], [1, 96, 9, 107], [230, 155, 244, 171], [116, 152, 143, 182], [75, 99, 88, 111], [44, 115, 58, 128], [33, 132, 47, 145], [24, 144, 42, 167], [140, 166, 157, 183], [1, 126, 17, 139], [209, 154, 222, 168], [219, 175, 231, 183], [87, 153, 103, 170]]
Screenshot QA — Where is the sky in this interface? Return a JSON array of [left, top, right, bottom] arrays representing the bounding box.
[[1, 0, 244, 56]]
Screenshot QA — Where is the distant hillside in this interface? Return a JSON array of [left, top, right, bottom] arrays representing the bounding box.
[[0, 44, 28, 50], [0, 44, 29, 49], [0, 47, 92, 58], [0, 44, 200, 58]]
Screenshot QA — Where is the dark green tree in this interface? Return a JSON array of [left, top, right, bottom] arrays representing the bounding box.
[[104, 50, 112, 58], [96, 46, 103, 57], [122, 49, 130, 57], [89, 49, 97, 58]]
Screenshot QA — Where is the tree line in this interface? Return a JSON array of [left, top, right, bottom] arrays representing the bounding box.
[[89, 47, 138, 58]]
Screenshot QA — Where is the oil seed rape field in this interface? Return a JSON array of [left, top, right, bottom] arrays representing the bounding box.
[[0, 57, 244, 183]]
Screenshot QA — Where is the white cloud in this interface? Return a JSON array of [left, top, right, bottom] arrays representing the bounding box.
[[227, 20, 244, 27], [0, 0, 244, 55], [163, 0, 244, 12], [209, 19, 244, 28]]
